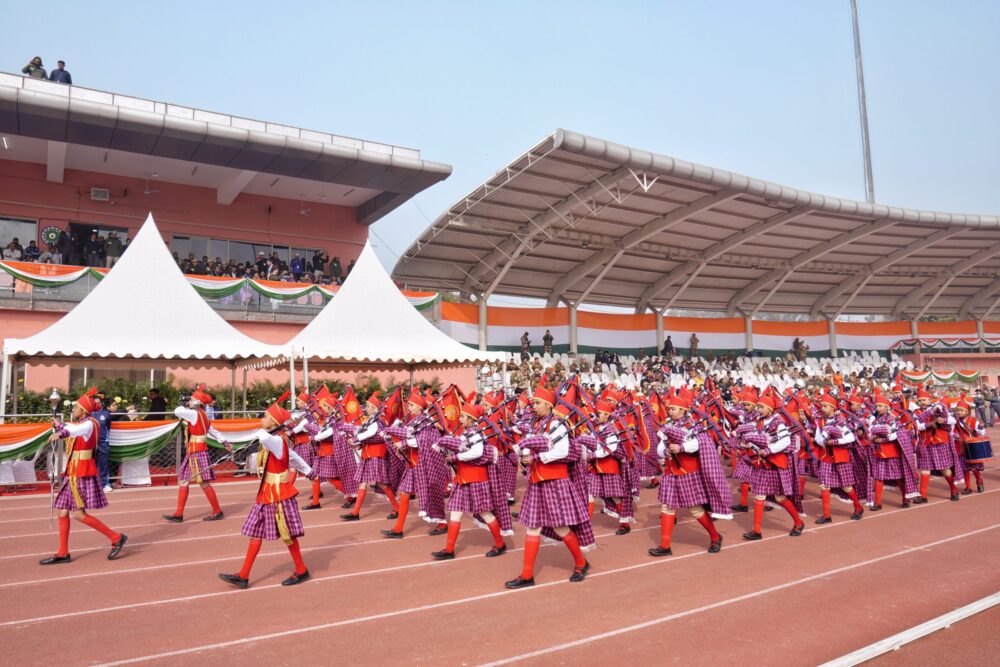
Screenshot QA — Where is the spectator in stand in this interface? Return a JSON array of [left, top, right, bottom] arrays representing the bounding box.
[[255, 252, 268, 275], [21, 56, 46, 79], [38, 244, 56, 263], [662, 335, 674, 357], [329, 256, 342, 283], [346, 258, 356, 277], [84, 232, 102, 267], [990, 388, 1000, 427], [48, 60, 72, 84], [104, 231, 123, 268], [312, 249, 328, 280], [3, 238, 23, 261], [59, 229, 77, 265], [23, 240, 41, 262], [146, 388, 168, 420], [290, 253, 305, 281]]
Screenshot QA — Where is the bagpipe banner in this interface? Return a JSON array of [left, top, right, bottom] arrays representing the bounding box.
[[0, 260, 439, 310], [0, 418, 266, 464]]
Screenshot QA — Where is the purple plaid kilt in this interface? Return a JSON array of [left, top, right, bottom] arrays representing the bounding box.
[[312, 453, 337, 480], [587, 470, 626, 498], [448, 481, 493, 513], [633, 449, 661, 479], [796, 455, 817, 478], [53, 476, 109, 510], [355, 455, 390, 486], [241, 498, 305, 541], [964, 460, 985, 472], [817, 460, 856, 488], [518, 477, 589, 529], [397, 466, 417, 495], [417, 444, 449, 523], [497, 451, 518, 499], [870, 456, 904, 480], [293, 442, 316, 469], [732, 456, 753, 482], [916, 443, 956, 471], [748, 464, 796, 497], [331, 433, 359, 495], [179, 450, 215, 483], [657, 470, 709, 509]]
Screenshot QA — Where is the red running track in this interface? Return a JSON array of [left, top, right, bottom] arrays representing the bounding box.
[[0, 463, 998, 665]]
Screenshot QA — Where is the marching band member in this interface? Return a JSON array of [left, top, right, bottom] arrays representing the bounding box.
[[162, 386, 231, 523], [793, 395, 818, 499], [301, 390, 356, 510], [913, 386, 961, 502], [429, 403, 509, 559], [219, 400, 316, 589], [505, 386, 594, 588], [381, 391, 442, 538], [338, 392, 399, 521], [740, 390, 805, 540], [290, 390, 318, 488], [730, 386, 759, 513], [583, 399, 632, 535], [40, 387, 127, 565], [868, 391, 918, 509], [648, 389, 731, 557], [952, 398, 986, 494], [812, 393, 866, 523]]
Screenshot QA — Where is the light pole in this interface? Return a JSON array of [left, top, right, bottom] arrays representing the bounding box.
[[850, 0, 876, 204]]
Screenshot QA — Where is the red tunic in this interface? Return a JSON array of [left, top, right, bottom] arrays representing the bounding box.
[[66, 417, 99, 478]]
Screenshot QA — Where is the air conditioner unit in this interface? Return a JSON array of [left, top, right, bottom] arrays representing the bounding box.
[[90, 187, 110, 202]]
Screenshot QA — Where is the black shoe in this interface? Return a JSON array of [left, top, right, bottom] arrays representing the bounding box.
[[108, 534, 128, 560], [648, 546, 672, 557], [507, 497, 517, 505], [901, 500, 911, 508], [708, 535, 723, 553], [341, 498, 356, 509], [486, 544, 507, 558], [161, 514, 183, 523], [870, 504, 882, 512], [431, 550, 455, 560], [203, 512, 224, 521], [505, 576, 534, 589], [386, 511, 399, 520], [218, 573, 248, 589], [961, 488, 972, 496], [978, 485, 985, 493], [742, 531, 762, 541], [645, 480, 659, 489], [764, 504, 773, 512], [381, 529, 404, 539], [281, 570, 310, 586], [615, 524, 631, 535], [815, 515, 832, 525], [510, 511, 519, 519], [428, 525, 448, 536], [302, 503, 321, 511], [340, 513, 360, 521], [39, 554, 71, 565], [949, 493, 960, 502], [789, 524, 804, 537], [569, 560, 590, 582], [731, 504, 749, 513], [319, 491, 325, 498], [913, 496, 928, 504], [850, 509, 864, 520]]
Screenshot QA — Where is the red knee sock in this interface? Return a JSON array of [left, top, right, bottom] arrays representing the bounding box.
[[874, 480, 884, 505], [659, 512, 676, 549], [486, 518, 504, 548], [964, 471, 972, 489], [919, 473, 930, 498], [331, 478, 345, 495], [730, 451, 738, 468], [562, 530, 587, 569], [946, 474, 957, 495], [799, 476, 807, 498], [846, 489, 862, 513], [696, 512, 720, 540], [351, 487, 368, 516], [382, 485, 399, 511], [821, 488, 831, 517], [56, 515, 70, 556], [238, 538, 262, 578], [779, 497, 800, 525], [444, 520, 461, 553], [81, 514, 120, 543], [202, 485, 222, 514], [752, 499, 764, 533], [311, 479, 321, 505], [392, 493, 410, 532], [173, 485, 190, 517], [587, 500, 595, 518], [287, 537, 307, 575], [521, 534, 540, 579], [739, 483, 749, 505]]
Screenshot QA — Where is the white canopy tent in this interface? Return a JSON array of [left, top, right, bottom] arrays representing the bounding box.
[[1, 214, 284, 416], [286, 241, 505, 378]]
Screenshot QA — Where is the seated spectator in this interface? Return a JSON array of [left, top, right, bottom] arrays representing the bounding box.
[[23, 240, 41, 262], [38, 244, 55, 263], [21, 56, 46, 79], [48, 60, 72, 84], [3, 238, 23, 261]]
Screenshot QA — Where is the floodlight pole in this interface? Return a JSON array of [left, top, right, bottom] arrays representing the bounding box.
[[850, 0, 875, 204]]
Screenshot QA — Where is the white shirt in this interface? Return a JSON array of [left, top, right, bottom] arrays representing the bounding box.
[[594, 431, 619, 459], [531, 420, 569, 463], [256, 429, 312, 475], [62, 419, 94, 439], [174, 406, 226, 442], [456, 432, 485, 462]]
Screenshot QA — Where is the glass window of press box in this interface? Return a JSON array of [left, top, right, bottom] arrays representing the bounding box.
[[171, 236, 315, 266]]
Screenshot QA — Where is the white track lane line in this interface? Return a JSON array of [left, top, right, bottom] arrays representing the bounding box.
[[3, 490, 991, 629], [94, 522, 1000, 667]]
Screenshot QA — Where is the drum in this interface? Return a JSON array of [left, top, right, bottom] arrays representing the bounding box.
[[964, 437, 993, 464]]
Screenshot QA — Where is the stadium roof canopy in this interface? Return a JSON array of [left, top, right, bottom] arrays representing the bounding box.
[[0, 73, 451, 224], [394, 129, 1000, 320]]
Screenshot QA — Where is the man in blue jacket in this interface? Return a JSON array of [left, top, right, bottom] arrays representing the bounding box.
[[93, 392, 113, 492]]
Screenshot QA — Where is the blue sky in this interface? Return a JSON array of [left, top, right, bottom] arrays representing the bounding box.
[[5, 0, 998, 305]]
